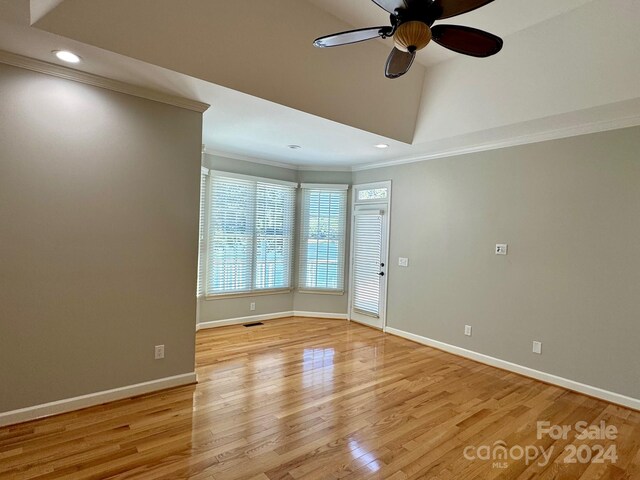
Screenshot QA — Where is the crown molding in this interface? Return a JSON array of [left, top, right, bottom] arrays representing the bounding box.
[[0, 50, 209, 113], [204, 149, 298, 170], [352, 113, 640, 171], [204, 149, 351, 172], [297, 164, 352, 172]]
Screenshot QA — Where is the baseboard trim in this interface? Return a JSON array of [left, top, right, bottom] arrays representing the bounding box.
[[293, 311, 349, 320], [0, 372, 197, 428], [197, 311, 294, 331], [196, 311, 348, 331], [385, 327, 640, 411]]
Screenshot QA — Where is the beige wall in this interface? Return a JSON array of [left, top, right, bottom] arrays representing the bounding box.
[[0, 64, 203, 412], [353, 126, 640, 399], [197, 157, 352, 322]]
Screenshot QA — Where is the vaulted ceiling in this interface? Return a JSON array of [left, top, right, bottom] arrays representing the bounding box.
[[1, 0, 639, 169]]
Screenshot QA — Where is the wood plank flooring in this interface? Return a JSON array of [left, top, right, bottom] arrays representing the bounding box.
[[1, 317, 639, 479]]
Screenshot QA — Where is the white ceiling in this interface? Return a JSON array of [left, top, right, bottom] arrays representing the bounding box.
[[0, 0, 639, 170]]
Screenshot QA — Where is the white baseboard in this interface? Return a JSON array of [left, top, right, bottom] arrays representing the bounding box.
[[0, 372, 197, 428], [196, 311, 348, 331], [385, 327, 640, 411], [197, 311, 294, 331], [293, 311, 348, 320]]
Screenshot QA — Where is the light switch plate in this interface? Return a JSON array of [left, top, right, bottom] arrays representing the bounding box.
[[154, 345, 165, 360], [496, 244, 508, 255], [398, 257, 409, 267], [464, 325, 472, 337], [532, 341, 542, 354]]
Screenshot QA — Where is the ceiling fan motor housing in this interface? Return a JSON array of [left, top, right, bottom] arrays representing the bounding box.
[[394, 20, 432, 53]]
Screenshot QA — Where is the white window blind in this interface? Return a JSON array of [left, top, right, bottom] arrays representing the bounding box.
[[196, 169, 208, 297], [254, 181, 296, 290], [204, 173, 296, 296], [352, 210, 383, 316], [298, 185, 348, 292]]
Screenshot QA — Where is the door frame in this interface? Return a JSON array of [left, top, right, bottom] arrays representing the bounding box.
[[347, 181, 392, 330]]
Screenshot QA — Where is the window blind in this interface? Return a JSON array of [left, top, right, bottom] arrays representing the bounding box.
[[196, 169, 208, 297], [254, 181, 296, 290], [298, 185, 348, 292], [205, 173, 296, 296], [208, 175, 255, 294], [352, 210, 383, 316]]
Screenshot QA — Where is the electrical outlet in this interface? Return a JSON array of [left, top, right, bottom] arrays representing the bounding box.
[[532, 341, 542, 354], [398, 257, 409, 267], [464, 325, 472, 337], [154, 345, 165, 360], [496, 244, 508, 255], [250, 302, 256, 311]]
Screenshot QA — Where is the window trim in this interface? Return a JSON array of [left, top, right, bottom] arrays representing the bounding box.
[[210, 170, 298, 188], [296, 288, 345, 296], [299, 183, 349, 191], [353, 182, 390, 203], [203, 288, 293, 300]]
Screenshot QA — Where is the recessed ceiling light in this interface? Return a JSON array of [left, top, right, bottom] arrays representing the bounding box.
[[53, 50, 81, 64], [374, 144, 389, 149], [287, 145, 302, 150]]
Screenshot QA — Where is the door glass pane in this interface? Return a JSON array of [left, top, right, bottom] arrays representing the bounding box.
[[352, 213, 382, 317], [357, 188, 388, 201]]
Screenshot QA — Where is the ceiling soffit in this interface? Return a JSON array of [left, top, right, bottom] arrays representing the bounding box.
[[35, 0, 426, 144]]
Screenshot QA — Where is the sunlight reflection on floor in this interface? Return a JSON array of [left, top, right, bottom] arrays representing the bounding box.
[[348, 439, 381, 473], [302, 347, 335, 388]]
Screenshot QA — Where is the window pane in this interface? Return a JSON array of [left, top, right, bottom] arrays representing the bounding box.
[[357, 188, 387, 201]]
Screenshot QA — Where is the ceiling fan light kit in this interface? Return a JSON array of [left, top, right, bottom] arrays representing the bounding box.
[[394, 21, 432, 53], [313, 0, 503, 79]]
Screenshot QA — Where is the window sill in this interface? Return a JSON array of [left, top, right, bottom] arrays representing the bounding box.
[[202, 289, 293, 300], [296, 289, 345, 296]]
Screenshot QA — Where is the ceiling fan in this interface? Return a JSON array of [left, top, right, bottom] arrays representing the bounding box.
[[313, 0, 503, 79]]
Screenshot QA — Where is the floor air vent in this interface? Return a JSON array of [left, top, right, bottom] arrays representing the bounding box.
[[243, 322, 264, 327]]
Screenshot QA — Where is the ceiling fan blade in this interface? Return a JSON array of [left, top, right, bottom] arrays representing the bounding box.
[[431, 24, 503, 57], [385, 47, 415, 79], [313, 26, 392, 48], [432, 0, 495, 19], [371, 0, 407, 14]]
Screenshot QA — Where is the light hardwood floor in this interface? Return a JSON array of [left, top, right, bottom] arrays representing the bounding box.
[[1, 317, 639, 479]]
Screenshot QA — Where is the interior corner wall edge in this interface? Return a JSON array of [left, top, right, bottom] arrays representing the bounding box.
[[353, 125, 640, 401], [0, 62, 202, 413]]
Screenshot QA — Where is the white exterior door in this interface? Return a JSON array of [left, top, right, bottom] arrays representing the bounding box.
[[349, 182, 391, 329]]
